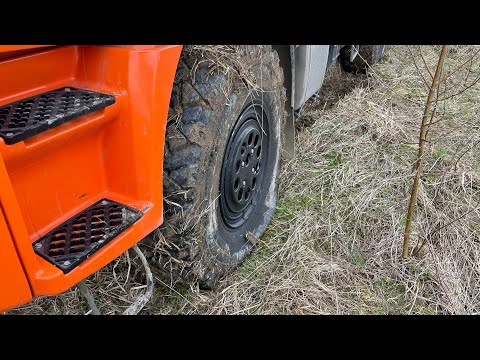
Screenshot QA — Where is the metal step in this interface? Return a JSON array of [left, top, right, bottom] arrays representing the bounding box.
[[0, 87, 115, 145], [33, 199, 142, 273]]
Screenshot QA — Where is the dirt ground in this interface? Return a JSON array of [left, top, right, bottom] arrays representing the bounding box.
[[8, 45, 480, 315]]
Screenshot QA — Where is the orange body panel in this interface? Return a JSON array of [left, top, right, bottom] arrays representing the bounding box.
[[0, 203, 32, 313], [0, 45, 53, 53], [0, 45, 182, 310]]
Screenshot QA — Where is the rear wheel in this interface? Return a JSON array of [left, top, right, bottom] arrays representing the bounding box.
[[145, 45, 286, 288], [340, 45, 385, 73]]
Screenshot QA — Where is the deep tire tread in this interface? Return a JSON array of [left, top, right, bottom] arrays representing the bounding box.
[[145, 46, 284, 288]]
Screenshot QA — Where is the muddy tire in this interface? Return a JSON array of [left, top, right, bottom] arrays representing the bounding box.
[[340, 45, 385, 73], [145, 46, 285, 288]]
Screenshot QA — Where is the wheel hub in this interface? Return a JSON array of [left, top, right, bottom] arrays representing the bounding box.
[[220, 103, 269, 229]]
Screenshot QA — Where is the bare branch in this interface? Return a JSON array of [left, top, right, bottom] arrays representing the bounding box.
[[453, 138, 480, 170], [440, 47, 480, 83], [407, 46, 431, 92], [438, 73, 480, 102], [419, 46, 434, 80]]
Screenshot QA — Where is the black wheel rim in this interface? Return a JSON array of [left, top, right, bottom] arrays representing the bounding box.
[[219, 102, 270, 229]]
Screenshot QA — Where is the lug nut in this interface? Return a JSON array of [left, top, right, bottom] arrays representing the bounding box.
[[35, 243, 43, 249], [63, 260, 71, 266]]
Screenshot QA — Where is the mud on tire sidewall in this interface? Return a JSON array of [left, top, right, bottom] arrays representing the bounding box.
[[198, 83, 284, 286], [156, 46, 286, 288], [206, 93, 281, 251]]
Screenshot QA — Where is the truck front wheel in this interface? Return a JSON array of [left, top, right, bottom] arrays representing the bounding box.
[[146, 45, 286, 288]]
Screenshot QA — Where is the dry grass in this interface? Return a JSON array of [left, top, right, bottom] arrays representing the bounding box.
[[7, 45, 480, 315]]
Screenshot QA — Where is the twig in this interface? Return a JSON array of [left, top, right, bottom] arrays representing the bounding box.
[[407, 46, 431, 92], [440, 47, 480, 83], [77, 281, 101, 315], [419, 46, 434, 80], [424, 60, 447, 140], [437, 73, 480, 102], [122, 244, 154, 315], [453, 138, 480, 170]]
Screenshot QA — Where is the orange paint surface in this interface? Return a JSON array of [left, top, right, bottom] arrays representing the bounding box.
[[0, 45, 53, 53], [0, 200, 32, 313], [0, 45, 182, 310]]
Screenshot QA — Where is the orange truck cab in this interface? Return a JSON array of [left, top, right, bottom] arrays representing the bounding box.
[[0, 44, 384, 313], [0, 45, 182, 312]]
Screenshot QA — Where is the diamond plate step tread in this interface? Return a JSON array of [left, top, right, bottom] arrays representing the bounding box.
[[33, 199, 142, 274], [0, 87, 115, 145]]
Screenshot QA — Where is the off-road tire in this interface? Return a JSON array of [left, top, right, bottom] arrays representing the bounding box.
[[145, 46, 286, 288], [340, 45, 385, 74]]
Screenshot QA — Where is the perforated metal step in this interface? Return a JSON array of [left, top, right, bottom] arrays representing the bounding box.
[[0, 87, 115, 145], [33, 199, 142, 273]]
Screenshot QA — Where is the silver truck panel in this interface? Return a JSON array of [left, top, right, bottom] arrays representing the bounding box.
[[293, 45, 329, 110]]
